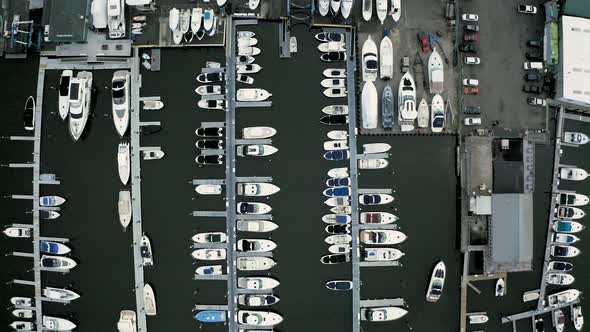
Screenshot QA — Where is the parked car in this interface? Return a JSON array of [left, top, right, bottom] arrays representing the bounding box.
[[523, 62, 543, 70], [464, 56, 481, 65], [524, 73, 542, 82], [464, 106, 481, 114], [464, 117, 482, 126], [523, 85, 542, 94], [417, 32, 431, 52], [463, 78, 479, 87], [401, 56, 410, 73], [464, 24, 480, 32], [463, 33, 479, 42], [459, 43, 478, 53], [464, 87, 479, 95], [527, 97, 547, 106], [526, 52, 543, 61], [517, 4, 538, 14], [527, 40, 542, 48], [461, 14, 479, 22]]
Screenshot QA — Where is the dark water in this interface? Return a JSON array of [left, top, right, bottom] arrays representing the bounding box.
[[1, 21, 588, 332]]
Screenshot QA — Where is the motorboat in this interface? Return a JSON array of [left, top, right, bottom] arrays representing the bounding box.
[[140, 234, 153, 266], [363, 143, 391, 154], [431, 94, 445, 133], [320, 114, 349, 125], [559, 167, 588, 181], [546, 273, 575, 286], [238, 47, 261, 56], [237, 277, 280, 290], [398, 71, 417, 131], [40, 241, 71, 255], [237, 239, 277, 252], [361, 81, 378, 129], [249, 0, 260, 10], [202, 9, 214, 32], [362, 0, 372, 21], [329, 243, 351, 253], [326, 224, 350, 234], [40, 195, 66, 207], [318, 41, 346, 53], [237, 202, 272, 214], [331, 205, 352, 214], [68, 71, 93, 141], [548, 261, 574, 273], [553, 220, 584, 233], [564, 132, 589, 145], [323, 105, 348, 115], [426, 261, 446, 302], [192, 249, 226, 260], [195, 265, 223, 276], [321, 78, 346, 88], [341, 0, 353, 18], [237, 257, 276, 271], [238, 294, 279, 307], [320, 51, 347, 62], [118, 190, 132, 230], [10, 321, 33, 330], [359, 194, 394, 205], [195, 310, 226, 323], [360, 212, 398, 224], [417, 97, 429, 128], [237, 55, 256, 65], [218, 0, 228, 6], [376, 0, 388, 24], [196, 127, 224, 137], [523, 290, 540, 303], [242, 126, 276, 139], [362, 36, 378, 81], [198, 99, 224, 110], [238, 37, 258, 47], [169, 7, 179, 30], [468, 314, 489, 324], [22, 96, 35, 131], [326, 177, 350, 187], [40, 210, 61, 220], [555, 206, 585, 219], [237, 88, 272, 102], [331, 0, 341, 14], [237, 31, 256, 38], [553, 233, 580, 244], [553, 309, 565, 332], [191, 8, 202, 36], [42, 287, 80, 302], [237, 183, 280, 196], [328, 167, 349, 178], [557, 193, 589, 206], [361, 230, 407, 245], [117, 310, 137, 332], [58, 70, 72, 120], [10, 297, 32, 307], [551, 245, 580, 258], [3, 226, 31, 238], [323, 68, 346, 78], [318, 0, 329, 16], [237, 220, 278, 232], [117, 142, 130, 185], [391, 0, 401, 21], [237, 310, 283, 327], [316, 32, 345, 42], [40, 255, 77, 271], [12, 309, 33, 319], [143, 283, 156, 316], [321, 253, 350, 264], [43, 316, 77, 331], [572, 304, 584, 331], [325, 197, 350, 207], [237, 74, 254, 84], [547, 289, 581, 306], [192, 232, 227, 244], [197, 72, 224, 84], [143, 100, 164, 110], [196, 155, 224, 165], [362, 248, 404, 261], [237, 64, 262, 74], [495, 278, 505, 297], [112, 70, 130, 137], [195, 139, 223, 150], [324, 150, 350, 161], [322, 214, 352, 224], [107, 0, 126, 38], [325, 234, 352, 244], [428, 47, 444, 94], [323, 186, 351, 197], [324, 140, 348, 151], [237, 144, 278, 157], [361, 307, 408, 321], [195, 85, 222, 96]]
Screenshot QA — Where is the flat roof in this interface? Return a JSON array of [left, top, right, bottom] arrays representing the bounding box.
[[559, 16, 590, 105], [563, 0, 590, 19], [46, 0, 89, 42]]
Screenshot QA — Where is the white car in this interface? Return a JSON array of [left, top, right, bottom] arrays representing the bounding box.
[[464, 117, 482, 126], [464, 57, 480, 65], [461, 14, 479, 22], [523, 62, 543, 70], [463, 78, 479, 87], [527, 97, 547, 107], [518, 5, 537, 14]]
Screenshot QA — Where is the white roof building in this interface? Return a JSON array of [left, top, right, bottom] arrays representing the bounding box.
[[557, 15, 590, 107]]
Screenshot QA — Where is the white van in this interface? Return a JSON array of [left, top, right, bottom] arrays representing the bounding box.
[[524, 62, 543, 70], [464, 118, 482, 126]]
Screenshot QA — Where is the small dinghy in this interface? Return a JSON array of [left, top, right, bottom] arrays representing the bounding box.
[[325, 197, 350, 207], [328, 243, 351, 253], [238, 239, 277, 252], [140, 234, 154, 266], [324, 88, 347, 98], [40, 195, 66, 207], [118, 190, 132, 231], [320, 114, 349, 125], [238, 277, 281, 290], [195, 310, 226, 323], [548, 261, 574, 273], [323, 214, 352, 224], [426, 261, 446, 302], [169, 7, 179, 30], [318, 41, 346, 53], [117, 142, 130, 185], [237, 257, 276, 271], [238, 294, 279, 307], [328, 130, 348, 140], [359, 194, 394, 205], [198, 99, 224, 110], [58, 70, 73, 120], [417, 97, 429, 128], [237, 64, 262, 74], [10, 321, 34, 330], [142, 149, 165, 160], [143, 100, 164, 110], [237, 88, 272, 101], [324, 150, 350, 161], [3, 227, 32, 238], [323, 186, 351, 197], [144, 283, 157, 316], [237, 220, 278, 232], [359, 158, 389, 169], [320, 51, 347, 62], [192, 249, 226, 261], [242, 126, 277, 139], [238, 37, 258, 47], [564, 132, 589, 145], [323, 105, 348, 115], [362, 0, 372, 21], [391, 0, 401, 21], [195, 85, 222, 96], [237, 74, 254, 84], [237, 183, 280, 196], [468, 314, 489, 324], [328, 167, 349, 178], [331, 205, 352, 214], [238, 46, 261, 56], [325, 224, 350, 234], [196, 72, 224, 83], [553, 233, 580, 244], [546, 273, 575, 286], [363, 143, 391, 154], [40, 241, 71, 255], [324, 140, 348, 151], [191, 8, 202, 35], [237, 310, 283, 327], [40, 255, 77, 272], [321, 78, 346, 89], [361, 230, 407, 245], [363, 248, 404, 261], [318, 0, 329, 16], [551, 245, 581, 258], [192, 232, 227, 244], [237, 144, 278, 157], [323, 68, 346, 78], [40, 210, 60, 220], [202, 9, 214, 32], [196, 265, 223, 276], [325, 234, 352, 244], [12, 309, 33, 319], [237, 55, 256, 65], [495, 278, 505, 297], [195, 184, 223, 195], [326, 176, 351, 187], [361, 307, 408, 321], [237, 202, 272, 215]]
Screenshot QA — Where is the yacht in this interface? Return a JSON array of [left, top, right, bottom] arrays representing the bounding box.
[[551, 245, 580, 258], [195, 139, 223, 150], [428, 47, 444, 94], [238, 294, 279, 307], [362, 36, 378, 81], [325, 197, 350, 207], [192, 249, 226, 260], [237, 183, 280, 197], [360, 212, 398, 224], [143, 283, 156, 316], [198, 99, 224, 110], [140, 234, 153, 266], [196, 127, 224, 137], [363, 143, 391, 154], [40, 195, 66, 207], [12, 309, 33, 319], [195, 155, 224, 165], [237, 64, 262, 74], [58, 70, 72, 120], [237, 88, 272, 101], [10, 297, 32, 307], [192, 232, 227, 244], [361, 306, 408, 321], [360, 230, 407, 245], [326, 177, 350, 187], [237, 144, 278, 157], [328, 167, 349, 178], [555, 206, 585, 219], [191, 8, 202, 36], [331, 0, 341, 14], [117, 142, 130, 185], [431, 94, 445, 133], [468, 314, 489, 324], [237, 202, 272, 215], [382, 84, 394, 129], [3, 226, 31, 238], [118, 190, 132, 231], [320, 114, 349, 125], [495, 278, 505, 297], [362, 248, 404, 261], [241, 126, 276, 139], [195, 310, 226, 323], [553, 233, 580, 244], [324, 140, 349, 151], [398, 71, 417, 131], [322, 105, 349, 115], [10, 321, 33, 330], [563, 132, 589, 145], [361, 81, 378, 129], [196, 72, 224, 83], [546, 273, 575, 286], [23, 96, 35, 131], [553, 220, 584, 233], [323, 68, 346, 78], [237, 257, 276, 271], [40, 210, 60, 220], [362, 0, 372, 21], [43, 287, 80, 301], [196, 265, 223, 276], [321, 253, 350, 264], [559, 167, 588, 181], [117, 310, 137, 332], [326, 224, 350, 234], [417, 97, 429, 128], [321, 78, 346, 89], [111, 70, 130, 137], [425, 261, 446, 302], [325, 234, 352, 244], [238, 310, 283, 327], [572, 304, 584, 331], [326, 280, 353, 291], [107, 0, 126, 38], [40, 255, 77, 272], [195, 85, 222, 96], [318, 41, 346, 53], [548, 261, 574, 273], [341, 0, 353, 18], [237, 239, 277, 252], [68, 71, 92, 141], [556, 192, 589, 206], [237, 74, 254, 84], [318, 0, 329, 16], [237, 220, 278, 232], [359, 194, 394, 205], [238, 46, 261, 56], [142, 100, 164, 110], [391, 0, 401, 21], [323, 186, 351, 197], [43, 316, 77, 331], [553, 309, 565, 332], [238, 37, 258, 47], [237, 277, 280, 290], [40, 241, 71, 255], [548, 289, 581, 306], [359, 158, 389, 169], [376, 0, 388, 23], [322, 214, 352, 224]]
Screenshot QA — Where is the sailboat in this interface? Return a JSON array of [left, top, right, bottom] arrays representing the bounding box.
[[68, 71, 93, 141]]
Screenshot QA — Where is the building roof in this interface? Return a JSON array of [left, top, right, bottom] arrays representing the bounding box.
[[558, 16, 590, 106], [45, 0, 89, 42], [563, 0, 590, 19], [485, 194, 533, 274]]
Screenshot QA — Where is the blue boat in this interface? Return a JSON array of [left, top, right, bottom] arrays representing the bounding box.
[[326, 177, 351, 187], [195, 310, 226, 323], [323, 186, 351, 197], [40, 241, 70, 255], [324, 150, 350, 161]]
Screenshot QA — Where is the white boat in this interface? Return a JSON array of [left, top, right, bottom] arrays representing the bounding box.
[[42, 287, 80, 301], [237, 183, 280, 196], [398, 71, 417, 131], [117, 310, 136, 332], [431, 94, 445, 133], [325, 197, 350, 207], [428, 47, 444, 94], [325, 234, 352, 244], [112, 70, 130, 137], [195, 85, 222, 96], [238, 294, 279, 307], [11, 297, 32, 307], [118, 190, 132, 230], [362, 0, 372, 21], [237, 277, 280, 290], [237, 239, 277, 252], [237, 31, 255, 38], [238, 310, 283, 327], [426, 261, 446, 302], [546, 273, 575, 286], [391, 0, 401, 21], [179, 9, 190, 34], [363, 247, 404, 261], [237, 55, 256, 65], [40, 255, 77, 271], [557, 193, 589, 206], [142, 149, 165, 160], [417, 97, 429, 128], [237, 64, 262, 74], [318, 0, 329, 16], [143, 100, 164, 110], [362, 36, 378, 81], [376, 0, 388, 23], [238, 46, 261, 56], [468, 314, 489, 324], [9, 321, 33, 330], [237, 74, 254, 84], [361, 230, 407, 245], [324, 140, 348, 151], [328, 130, 348, 140], [202, 9, 214, 32], [195, 184, 222, 195], [249, 0, 260, 10], [237, 144, 278, 157], [117, 142, 130, 185], [555, 206, 585, 219], [328, 167, 349, 178], [143, 283, 156, 316], [572, 305, 584, 331], [548, 261, 574, 273], [191, 8, 202, 35], [551, 245, 581, 258], [341, 0, 353, 18], [553, 233, 580, 244], [363, 143, 391, 154], [548, 289, 581, 306], [58, 70, 72, 120], [242, 126, 277, 139], [68, 71, 92, 141], [321, 79, 346, 88], [359, 158, 389, 169], [331, 205, 352, 214], [361, 81, 378, 129], [140, 234, 153, 266], [217, 0, 228, 6], [522, 290, 540, 303], [323, 105, 348, 115], [560, 167, 588, 181], [197, 72, 224, 83], [237, 257, 276, 271], [169, 8, 179, 30], [237, 88, 272, 101], [40, 241, 71, 255], [12, 309, 33, 319], [318, 41, 346, 53], [323, 68, 346, 78], [237, 220, 278, 232], [323, 214, 352, 224], [382, 84, 394, 129], [238, 37, 258, 47], [192, 232, 227, 244], [361, 306, 408, 321], [107, 0, 126, 38], [331, 0, 341, 14], [360, 212, 398, 224], [324, 88, 347, 98], [192, 249, 226, 260], [328, 244, 350, 254], [553, 220, 584, 233], [196, 265, 223, 276], [237, 202, 272, 214], [380, 35, 393, 78], [198, 99, 224, 110], [554, 309, 565, 332], [23, 96, 35, 130], [39, 195, 66, 207], [564, 132, 589, 145], [495, 278, 505, 297]]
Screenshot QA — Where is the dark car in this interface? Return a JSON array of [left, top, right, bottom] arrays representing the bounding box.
[[525, 73, 542, 82], [464, 24, 480, 32], [527, 39, 542, 48], [463, 33, 479, 42], [526, 52, 543, 61], [459, 43, 478, 53], [523, 85, 542, 94], [417, 32, 431, 52], [464, 106, 481, 114]]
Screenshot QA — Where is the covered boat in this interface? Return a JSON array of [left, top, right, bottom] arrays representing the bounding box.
[[361, 81, 378, 129], [117, 142, 130, 185], [195, 310, 226, 323], [241, 126, 276, 139]]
